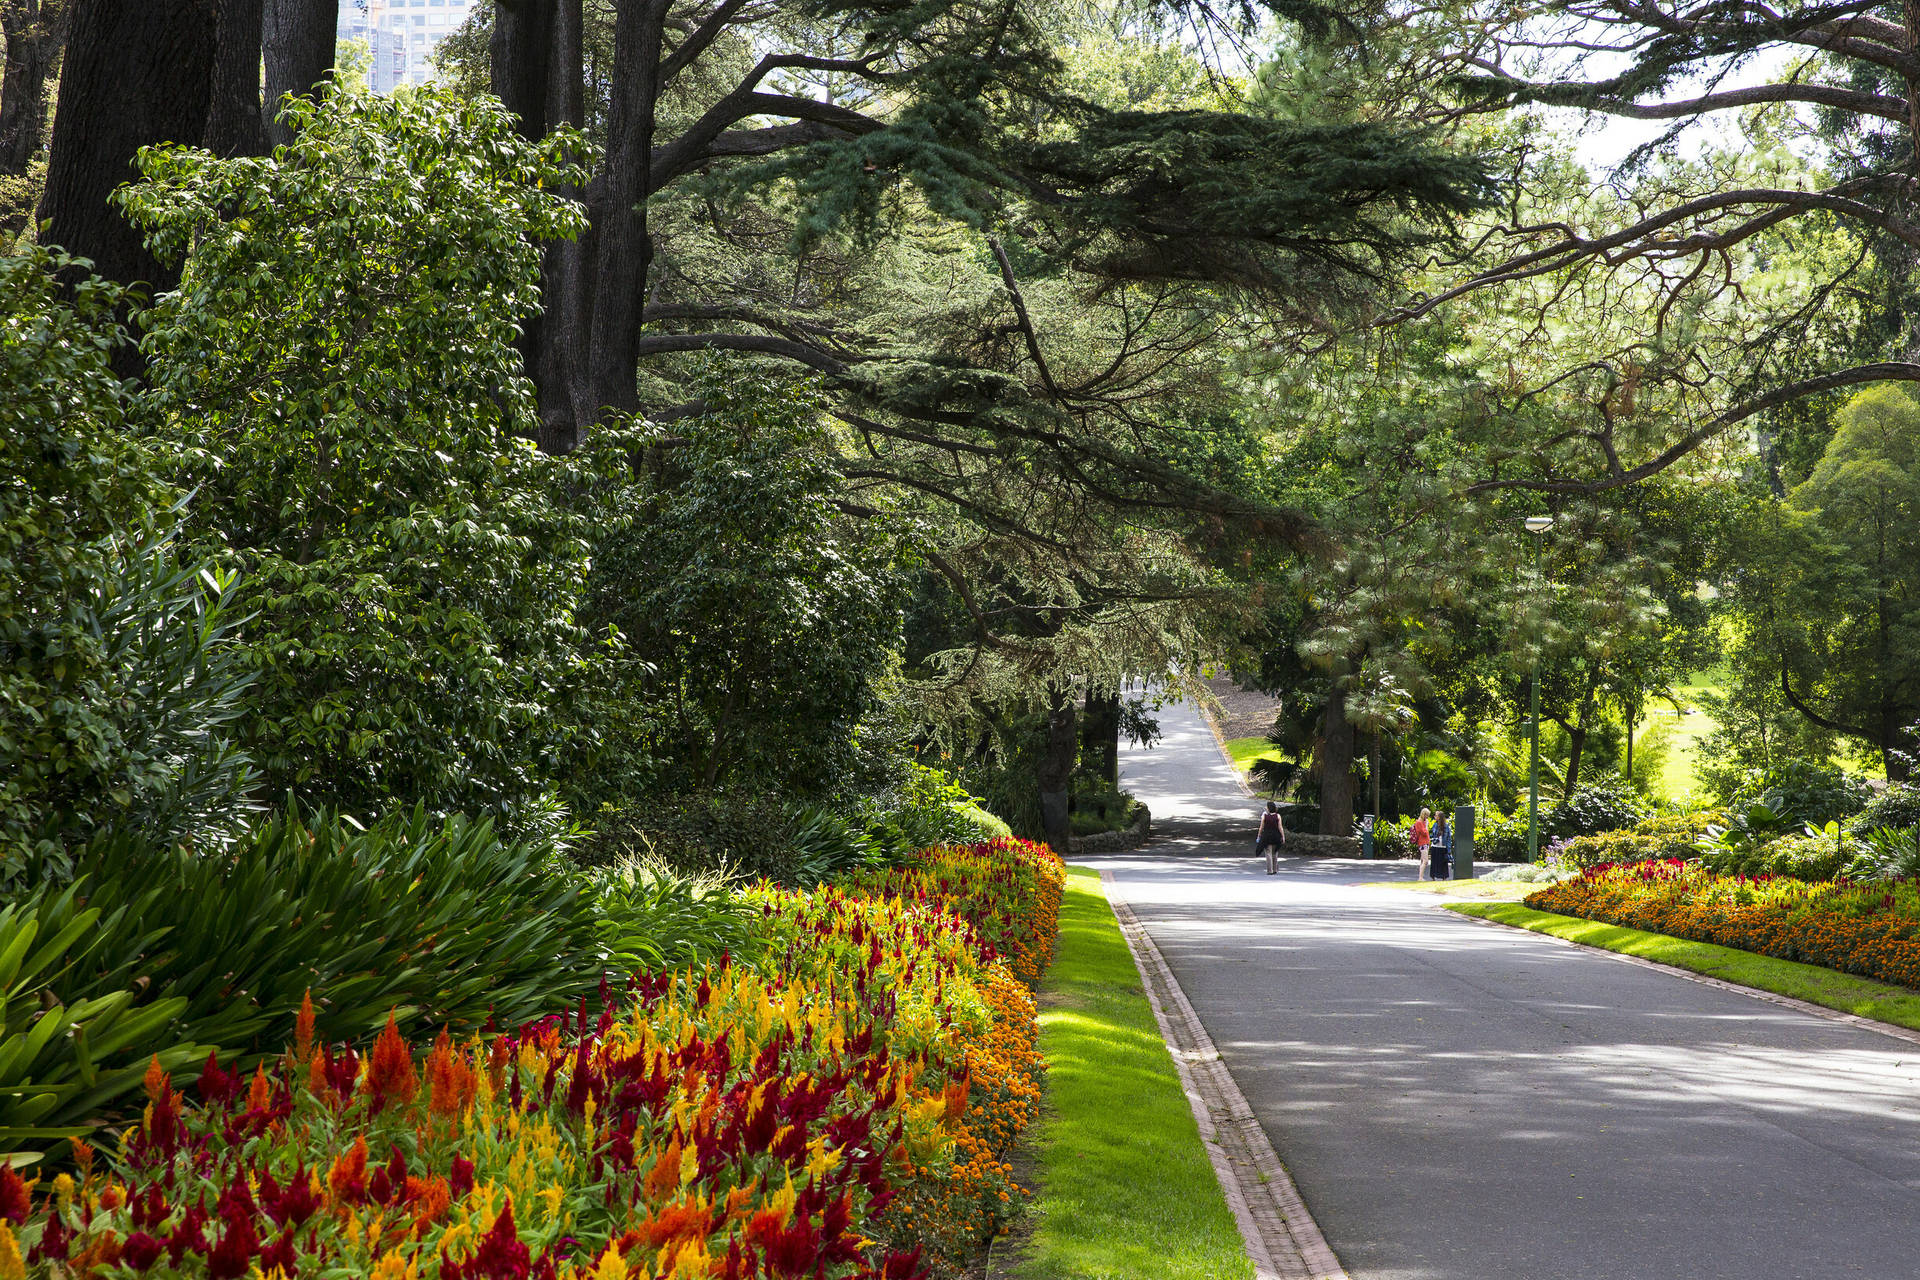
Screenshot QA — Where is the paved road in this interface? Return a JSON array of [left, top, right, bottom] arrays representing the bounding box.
[[1092, 695, 1920, 1280]]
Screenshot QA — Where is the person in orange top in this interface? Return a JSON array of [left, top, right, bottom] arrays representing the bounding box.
[[1412, 808, 1432, 879]]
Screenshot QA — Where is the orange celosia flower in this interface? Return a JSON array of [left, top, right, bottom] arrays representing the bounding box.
[[247, 1064, 274, 1113], [642, 1140, 683, 1204], [425, 1030, 476, 1120], [635, 1197, 713, 1250], [142, 1056, 168, 1103], [364, 1014, 418, 1110], [307, 1049, 330, 1101], [942, 1072, 971, 1121], [403, 1175, 451, 1230], [295, 990, 317, 1063], [328, 1135, 370, 1205]]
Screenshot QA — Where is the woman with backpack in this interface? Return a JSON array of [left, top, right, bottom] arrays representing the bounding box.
[[1256, 801, 1288, 875]]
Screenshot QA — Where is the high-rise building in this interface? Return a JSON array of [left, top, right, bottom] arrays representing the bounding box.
[[340, 0, 481, 94]]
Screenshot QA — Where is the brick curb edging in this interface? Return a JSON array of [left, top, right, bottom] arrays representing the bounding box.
[[1446, 906, 1920, 1050], [1100, 871, 1350, 1280]]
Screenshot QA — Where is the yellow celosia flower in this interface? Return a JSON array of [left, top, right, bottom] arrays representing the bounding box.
[[369, 1248, 420, 1280], [0, 1222, 24, 1280], [591, 1245, 631, 1280]]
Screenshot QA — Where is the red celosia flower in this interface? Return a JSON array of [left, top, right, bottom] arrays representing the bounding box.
[[120, 1232, 165, 1272], [449, 1154, 476, 1202], [196, 1051, 238, 1106], [204, 1200, 260, 1280], [364, 1013, 418, 1112], [444, 1196, 530, 1280], [0, 1163, 29, 1224]]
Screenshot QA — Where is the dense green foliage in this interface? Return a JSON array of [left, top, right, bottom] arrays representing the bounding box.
[[0, 247, 257, 866], [119, 89, 593, 825]]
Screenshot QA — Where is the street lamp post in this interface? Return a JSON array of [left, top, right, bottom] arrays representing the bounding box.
[[1524, 515, 1554, 862]]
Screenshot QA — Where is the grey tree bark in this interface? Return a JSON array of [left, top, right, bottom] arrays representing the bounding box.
[[38, 0, 216, 306], [0, 0, 70, 173], [261, 0, 332, 147], [203, 0, 266, 157], [1037, 685, 1079, 854]]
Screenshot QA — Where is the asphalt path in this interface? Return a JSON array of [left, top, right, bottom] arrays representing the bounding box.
[[1090, 695, 1920, 1280]]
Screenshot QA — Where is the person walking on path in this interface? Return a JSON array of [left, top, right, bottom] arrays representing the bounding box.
[[1430, 812, 1451, 880], [1413, 808, 1432, 879], [1256, 801, 1288, 875]]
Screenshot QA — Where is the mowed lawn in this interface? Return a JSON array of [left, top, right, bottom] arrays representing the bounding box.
[[1013, 868, 1251, 1280], [1636, 667, 1724, 799]]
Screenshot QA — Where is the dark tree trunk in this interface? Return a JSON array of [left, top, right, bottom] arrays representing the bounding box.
[[1036, 685, 1079, 854], [260, 0, 332, 147], [1885, 699, 1913, 783], [491, 0, 556, 140], [587, 0, 667, 426], [203, 0, 266, 157], [492, 0, 589, 451], [1081, 688, 1120, 788], [1318, 689, 1355, 836], [38, 0, 216, 304], [0, 0, 69, 174]]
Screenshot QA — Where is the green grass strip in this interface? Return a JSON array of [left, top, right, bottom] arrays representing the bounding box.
[[1014, 868, 1252, 1280], [1222, 735, 1282, 773], [1448, 901, 1920, 1035]]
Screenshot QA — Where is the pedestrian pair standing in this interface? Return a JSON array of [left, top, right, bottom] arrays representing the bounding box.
[[1415, 808, 1451, 880]]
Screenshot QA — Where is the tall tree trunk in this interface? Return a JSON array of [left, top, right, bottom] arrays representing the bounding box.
[[1081, 687, 1120, 788], [1318, 689, 1355, 835], [203, 0, 266, 157], [1036, 685, 1078, 854], [0, 0, 70, 174], [1624, 700, 1637, 782], [260, 0, 332, 147], [1885, 699, 1913, 783], [38, 0, 216, 311], [1370, 729, 1381, 823], [492, 0, 589, 451], [587, 0, 667, 426]]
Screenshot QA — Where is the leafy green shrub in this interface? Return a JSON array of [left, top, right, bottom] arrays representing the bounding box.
[[2, 805, 735, 1155], [1, 892, 210, 1160], [125, 87, 597, 822], [1554, 812, 1724, 871], [1475, 810, 1536, 862], [1843, 826, 1920, 881], [1848, 783, 1920, 839], [24, 808, 606, 1054], [1701, 830, 1855, 881], [583, 856, 767, 972], [1550, 780, 1651, 838], [1727, 760, 1873, 827], [1, 246, 258, 869]]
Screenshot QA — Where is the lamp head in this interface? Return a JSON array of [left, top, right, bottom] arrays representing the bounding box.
[[1524, 515, 1554, 535]]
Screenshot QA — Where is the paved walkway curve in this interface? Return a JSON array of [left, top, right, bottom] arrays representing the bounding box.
[[1090, 695, 1920, 1280]]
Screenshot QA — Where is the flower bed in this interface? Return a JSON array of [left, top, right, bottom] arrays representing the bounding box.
[[0, 839, 1063, 1280], [1526, 859, 1920, 990]]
